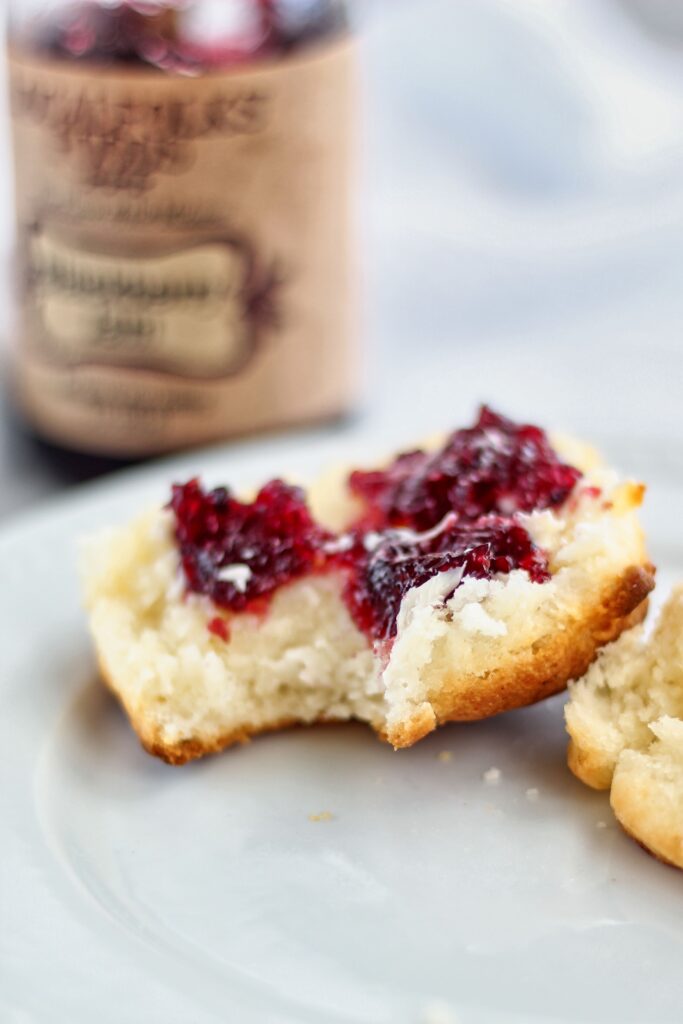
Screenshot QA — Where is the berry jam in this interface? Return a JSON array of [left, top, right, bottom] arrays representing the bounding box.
[[338, 514, 551, 643], [171, 478, 332, 613], [170, 408, 583, 643], [349, 406, 582, 530], [207, 616, 231, 642]]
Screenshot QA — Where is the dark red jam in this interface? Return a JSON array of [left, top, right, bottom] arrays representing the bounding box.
[[170, 407, 584, 643], [171, 478, 332, 613], [207, 616, 230, 643], [29, 1, 347, 72], [349, 406, 582, 531], [337, 514, 551, 643]]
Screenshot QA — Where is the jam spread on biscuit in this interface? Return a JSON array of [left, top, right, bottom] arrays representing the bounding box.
[[349, 406, 581, 529], [336, 514, 551, 643], [171, 407, 583, 642], [171, 478, 332, 614]]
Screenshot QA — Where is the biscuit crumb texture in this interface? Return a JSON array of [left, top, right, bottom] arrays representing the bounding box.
[[566, 586, 683, 868], [81, 436, 652, 765]]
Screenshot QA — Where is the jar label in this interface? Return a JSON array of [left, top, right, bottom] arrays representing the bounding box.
[[27, 227, 261, 377], [8, 39, 355, 454]]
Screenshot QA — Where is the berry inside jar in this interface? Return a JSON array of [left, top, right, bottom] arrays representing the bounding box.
[[19, 1, 348, 72]]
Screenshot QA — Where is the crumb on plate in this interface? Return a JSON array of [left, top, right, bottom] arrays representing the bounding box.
[[308, 811, 334, 823]]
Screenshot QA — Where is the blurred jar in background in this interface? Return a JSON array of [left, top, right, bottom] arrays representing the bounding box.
[[7, 0, 355, 456]]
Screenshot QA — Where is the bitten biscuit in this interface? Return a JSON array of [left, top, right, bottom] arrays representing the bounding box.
[[82, 423, 652, 764]]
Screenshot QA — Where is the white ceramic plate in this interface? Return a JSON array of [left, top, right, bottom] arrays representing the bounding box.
[[3, 426, 683, 1024]]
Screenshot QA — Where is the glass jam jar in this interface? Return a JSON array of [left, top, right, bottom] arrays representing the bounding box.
[[7, 1, 355, 456]]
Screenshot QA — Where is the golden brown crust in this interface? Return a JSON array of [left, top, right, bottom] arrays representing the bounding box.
[[566, 737, 615, 791], [620, 829, 682, 870], [611, 772, 683, 871], [100, 562, 654, 765], [376, 702, 437, 750], [141, 718, 302, 765], [616, 822, 683, 871], [384, 563, 654, 749], [99, 660, 342, 765]]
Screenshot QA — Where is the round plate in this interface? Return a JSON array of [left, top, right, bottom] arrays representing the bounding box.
[[2, 425, 683, 1024]]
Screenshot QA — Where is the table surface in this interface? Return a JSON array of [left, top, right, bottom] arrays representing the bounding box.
[[2, 0, 683, 522]]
